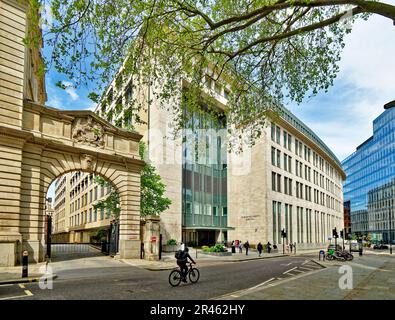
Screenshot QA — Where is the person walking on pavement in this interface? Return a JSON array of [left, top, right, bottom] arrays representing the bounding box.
[[238, 241, 243, 253], [267, 241, 272, 254], [289, 243, 293, 253], [244, 241, 250, 255], [294, 242, 297, 254], [257, 242, 263, 257]]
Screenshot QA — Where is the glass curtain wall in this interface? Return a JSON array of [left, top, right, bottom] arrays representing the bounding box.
[[182, 107, 227, 245]]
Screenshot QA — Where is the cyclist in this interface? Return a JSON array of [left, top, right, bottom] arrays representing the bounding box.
[[176, 247, 196, 282]]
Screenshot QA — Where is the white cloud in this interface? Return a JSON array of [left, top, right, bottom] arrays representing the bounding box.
[[289, 6, 395, 162], [62, 81, 79, 101]]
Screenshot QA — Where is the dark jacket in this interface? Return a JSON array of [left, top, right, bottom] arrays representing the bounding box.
[[257, 243, 263, 251], [177, 252, 195, 264]]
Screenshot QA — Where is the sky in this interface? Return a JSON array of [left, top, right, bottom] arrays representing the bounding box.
[[44, 2, 395, 200]]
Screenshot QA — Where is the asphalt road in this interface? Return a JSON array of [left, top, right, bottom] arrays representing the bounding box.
[[0, 254, 320, 300]]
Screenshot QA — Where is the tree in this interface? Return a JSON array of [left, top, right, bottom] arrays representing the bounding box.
[[139, 141, 172, 216], [92, 175, 120, 220], [91, 143, 171, 218], [34, 0, 395, 145]]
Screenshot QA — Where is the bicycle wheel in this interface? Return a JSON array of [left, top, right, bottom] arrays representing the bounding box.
[[169, 270, 182, 287], [325, 253, 334, 260], [188, 268, 200, 283]]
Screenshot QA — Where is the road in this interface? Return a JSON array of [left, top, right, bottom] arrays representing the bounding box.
[[0, 254, 322, 300]]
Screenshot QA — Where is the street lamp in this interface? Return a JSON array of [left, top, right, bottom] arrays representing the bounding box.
[[46, 197, 53, 259]]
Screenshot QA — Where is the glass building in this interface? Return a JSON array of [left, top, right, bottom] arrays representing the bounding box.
[[182, 109, 230, 246], [342, 100, 395, 240]]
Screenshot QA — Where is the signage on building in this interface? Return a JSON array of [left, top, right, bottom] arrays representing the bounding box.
[[151, 236, 157, 243]]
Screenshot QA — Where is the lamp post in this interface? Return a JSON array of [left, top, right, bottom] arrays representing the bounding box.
[[46, 197, 52, 259]]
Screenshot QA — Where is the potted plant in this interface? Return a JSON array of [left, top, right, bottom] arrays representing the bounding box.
[[163, 239, 177, 252]]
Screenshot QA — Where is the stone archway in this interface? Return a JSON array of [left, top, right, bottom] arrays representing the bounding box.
[[0, 0, 144, 265], [0, 101, 144, 265]]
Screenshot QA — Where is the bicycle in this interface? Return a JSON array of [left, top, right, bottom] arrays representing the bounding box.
[[168, 262, 200, 287]]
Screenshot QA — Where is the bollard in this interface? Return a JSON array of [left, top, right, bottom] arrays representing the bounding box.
[[22, 250, 28, 278]]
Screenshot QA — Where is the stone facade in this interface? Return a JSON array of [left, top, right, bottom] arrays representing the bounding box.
[[0, 0, 144, 266], [96, 61, 346, 250]]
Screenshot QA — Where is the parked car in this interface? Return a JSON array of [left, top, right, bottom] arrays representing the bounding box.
[[373, 244, 389, 250]]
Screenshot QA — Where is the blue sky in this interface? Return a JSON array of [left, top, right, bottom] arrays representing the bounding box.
[[45, 3, 395, 200]]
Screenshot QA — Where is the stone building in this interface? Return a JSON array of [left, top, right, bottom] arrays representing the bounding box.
[[95, 60, 345, 249], [0, 0, 144, 266], [52, 171, 115, 243]]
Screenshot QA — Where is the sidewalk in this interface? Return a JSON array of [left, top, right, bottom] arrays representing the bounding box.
[[214, 254, 395, 300], [121, 249, 290, 271], [0, 262, 57, 285]]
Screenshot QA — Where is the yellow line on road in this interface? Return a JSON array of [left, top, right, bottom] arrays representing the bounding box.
[[19, 284, 25, 289], [24, 290, 33, 296]]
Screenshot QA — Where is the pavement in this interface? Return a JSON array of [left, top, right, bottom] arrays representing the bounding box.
[[214, 253, 395, 300], [0, 262, 57, 285]]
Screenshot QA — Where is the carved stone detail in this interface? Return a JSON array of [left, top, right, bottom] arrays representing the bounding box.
[[80, 154, 96, 171], [72, 117, 105, 148]]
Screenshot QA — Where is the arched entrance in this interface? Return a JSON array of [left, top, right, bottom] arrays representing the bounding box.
[[0, 0, 143, 266], [0, 101, 144, 265]]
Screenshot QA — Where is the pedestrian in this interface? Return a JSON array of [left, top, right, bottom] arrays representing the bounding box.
[[238, 241, 243, 253], [257, 242, 263, 257], [294, 242, 296, 254], [244, 241, 250, 255], [289, 243, 293, 253], [267, 241, 272, 254]]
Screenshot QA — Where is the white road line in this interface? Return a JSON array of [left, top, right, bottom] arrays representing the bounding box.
[[293, 269, 304, 273], [302, 260, 310, 265], [0, 284, 14, 287], [24, 290, 33, 296], [283, 267, 297, 274], [247, 278, 276, 291], [280, 262, 293, 266], [299, 267, 313, 271]]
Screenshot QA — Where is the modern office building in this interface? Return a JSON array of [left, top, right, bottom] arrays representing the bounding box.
[[94, 64, 345, 249], [343, 100, 395, 239], [343, 200, 352, 238], [367, 178, 395, 243], [52, 171, 115, 243]]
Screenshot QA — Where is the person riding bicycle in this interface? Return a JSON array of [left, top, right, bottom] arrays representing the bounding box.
[[176, 247, 195, 282]]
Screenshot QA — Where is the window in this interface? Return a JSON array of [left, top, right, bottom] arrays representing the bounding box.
[[272, 172, 276, 191], [271, 123, 276, 142], [287, 134, 292, 151], [276, 126, 281, 144], [276, 150, 281, 168], [271, 147, 276, 166], [273, 201, 277, 243], [284, 154, 288, 171], [277, 174, 282, 193]]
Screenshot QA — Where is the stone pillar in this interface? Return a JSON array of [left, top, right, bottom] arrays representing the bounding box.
[[0, 135, 24, 266], [118, 171, 141, 259], [142, 215, 160, 261]]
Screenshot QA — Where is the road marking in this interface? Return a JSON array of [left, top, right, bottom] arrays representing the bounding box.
[[24, 290, 33, 296], [302, 260, 310, 265], [18, 284, 25, 289], [283, 267, 297, 274], [0, 284, 14, 287], [280, 262, 293, 266], [293, 269, 304, 273], [246, 278, 276, 291], [299, 267, 313, 271]]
